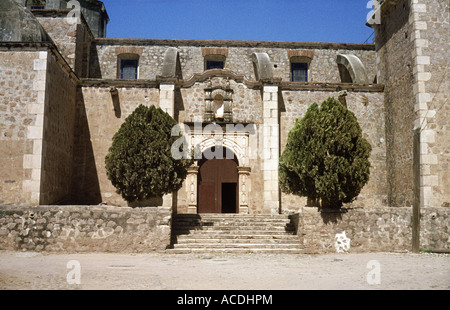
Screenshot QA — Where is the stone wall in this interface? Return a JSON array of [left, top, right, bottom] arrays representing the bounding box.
[[92, 40, 376, 83], [0, 205, 171, 253], [71, 86, 160, 206], [0, 204, 446, 254], [280, 88, 387, 213], [179, 79, 263, 124], [35, 10, 95, 78], [36, 13, 78, 70], [411, 0, 449, 208], [0, 50, 39, 205], [374, 0, 416, 208], [374, 0, 449, 208], [73, 81, 387, 214], [293, 206, 449, 253], [0, 44, 78, 206], [39, 49, 77, 205], [419, 207, 450, 252]]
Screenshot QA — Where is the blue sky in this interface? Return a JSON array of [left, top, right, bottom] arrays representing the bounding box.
[[103, 0, 375, 44]]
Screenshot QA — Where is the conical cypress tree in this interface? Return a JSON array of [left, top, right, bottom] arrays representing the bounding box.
[[279, 97, 372, 209], [105, 105, 192, 203]]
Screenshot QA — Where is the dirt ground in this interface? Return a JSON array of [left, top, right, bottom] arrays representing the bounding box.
[[0, 250, 448, 290]]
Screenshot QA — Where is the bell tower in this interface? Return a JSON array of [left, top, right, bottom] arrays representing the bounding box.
[[24, 0, 109, 38]]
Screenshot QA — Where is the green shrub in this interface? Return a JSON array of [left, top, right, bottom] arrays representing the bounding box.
[[279, 97, 372, 209], [105, 105, 192, 203]]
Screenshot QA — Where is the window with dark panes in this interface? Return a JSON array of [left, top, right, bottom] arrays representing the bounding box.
[[206, 60, 225, 70], [291, 62, 308, 82], [120, 60, 138, 79], [27, 0, 46, 9]]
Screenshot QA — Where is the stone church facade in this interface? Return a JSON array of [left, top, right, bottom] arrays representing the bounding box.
[[0, 0, 448, 219]]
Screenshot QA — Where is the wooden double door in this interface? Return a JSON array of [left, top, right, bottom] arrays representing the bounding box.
[[198, 154, 239, 214]]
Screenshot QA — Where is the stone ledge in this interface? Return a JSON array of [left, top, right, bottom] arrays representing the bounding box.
[[95, 38, 375, 51], [80, 76, 385, 93]]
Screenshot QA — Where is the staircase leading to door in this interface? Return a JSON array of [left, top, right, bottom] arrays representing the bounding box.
[[168, 214, 303, 254]]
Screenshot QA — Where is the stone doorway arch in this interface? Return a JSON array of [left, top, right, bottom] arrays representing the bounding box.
[[184, 132, 252, 214]]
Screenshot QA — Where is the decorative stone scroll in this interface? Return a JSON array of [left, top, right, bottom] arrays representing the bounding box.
[[252, 52, 273, 81], [336, 54, 369, 84]]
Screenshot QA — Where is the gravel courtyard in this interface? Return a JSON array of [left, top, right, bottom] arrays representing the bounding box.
[[0, 251, 448, 290]]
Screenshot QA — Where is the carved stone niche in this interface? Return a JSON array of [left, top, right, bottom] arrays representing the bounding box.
[[204, 77, 233, 123]]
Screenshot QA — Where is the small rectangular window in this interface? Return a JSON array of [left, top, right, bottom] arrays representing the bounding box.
[[206, 60, 224, 70], [291, 63, 308, 82], [30, 6, 45, 9], [120, 60, 138, 79]]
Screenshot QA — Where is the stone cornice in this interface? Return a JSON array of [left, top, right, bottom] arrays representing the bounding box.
[[280, 82, 384, 92], [80, 76, 384, 93], [95, 38, 375, 51], [80, 78, 159, 88]]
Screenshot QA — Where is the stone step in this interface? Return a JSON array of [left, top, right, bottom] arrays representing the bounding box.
[[173, 214, 294, 222], [173, 218, 290, 224], [167, 248, 304, 254], [173, 242, 301, 249], [173, 226, 294, 232], [176, 236, 299, 243], [173, 226, 295, 232], [175, 240, 300, 246], [175, 217, 291, 222], [170, 214, 301, 254], [173, 230, 296, 236], [174, 213, 293, 217], [173, 220, 293, 227], [173, 214, 292, 220], [173, 222, 293, 229]]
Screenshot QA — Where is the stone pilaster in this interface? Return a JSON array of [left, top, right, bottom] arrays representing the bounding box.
[[159, 83, 175, 117], [238, 167, 251, 214], [159, 82, 176, 208], [262, 85, 280, 214], [23, 51, 48, 205], [409, 0, 437, 208], [186, 166, 199, 214]]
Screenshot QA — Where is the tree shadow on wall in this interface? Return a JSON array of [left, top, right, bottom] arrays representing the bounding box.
[[174, 87, 184, 122], [319, 207, 348, 224], [307, 198, 348, 224], [69, 90, 102, 204], [89, 43, 102, 78]]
